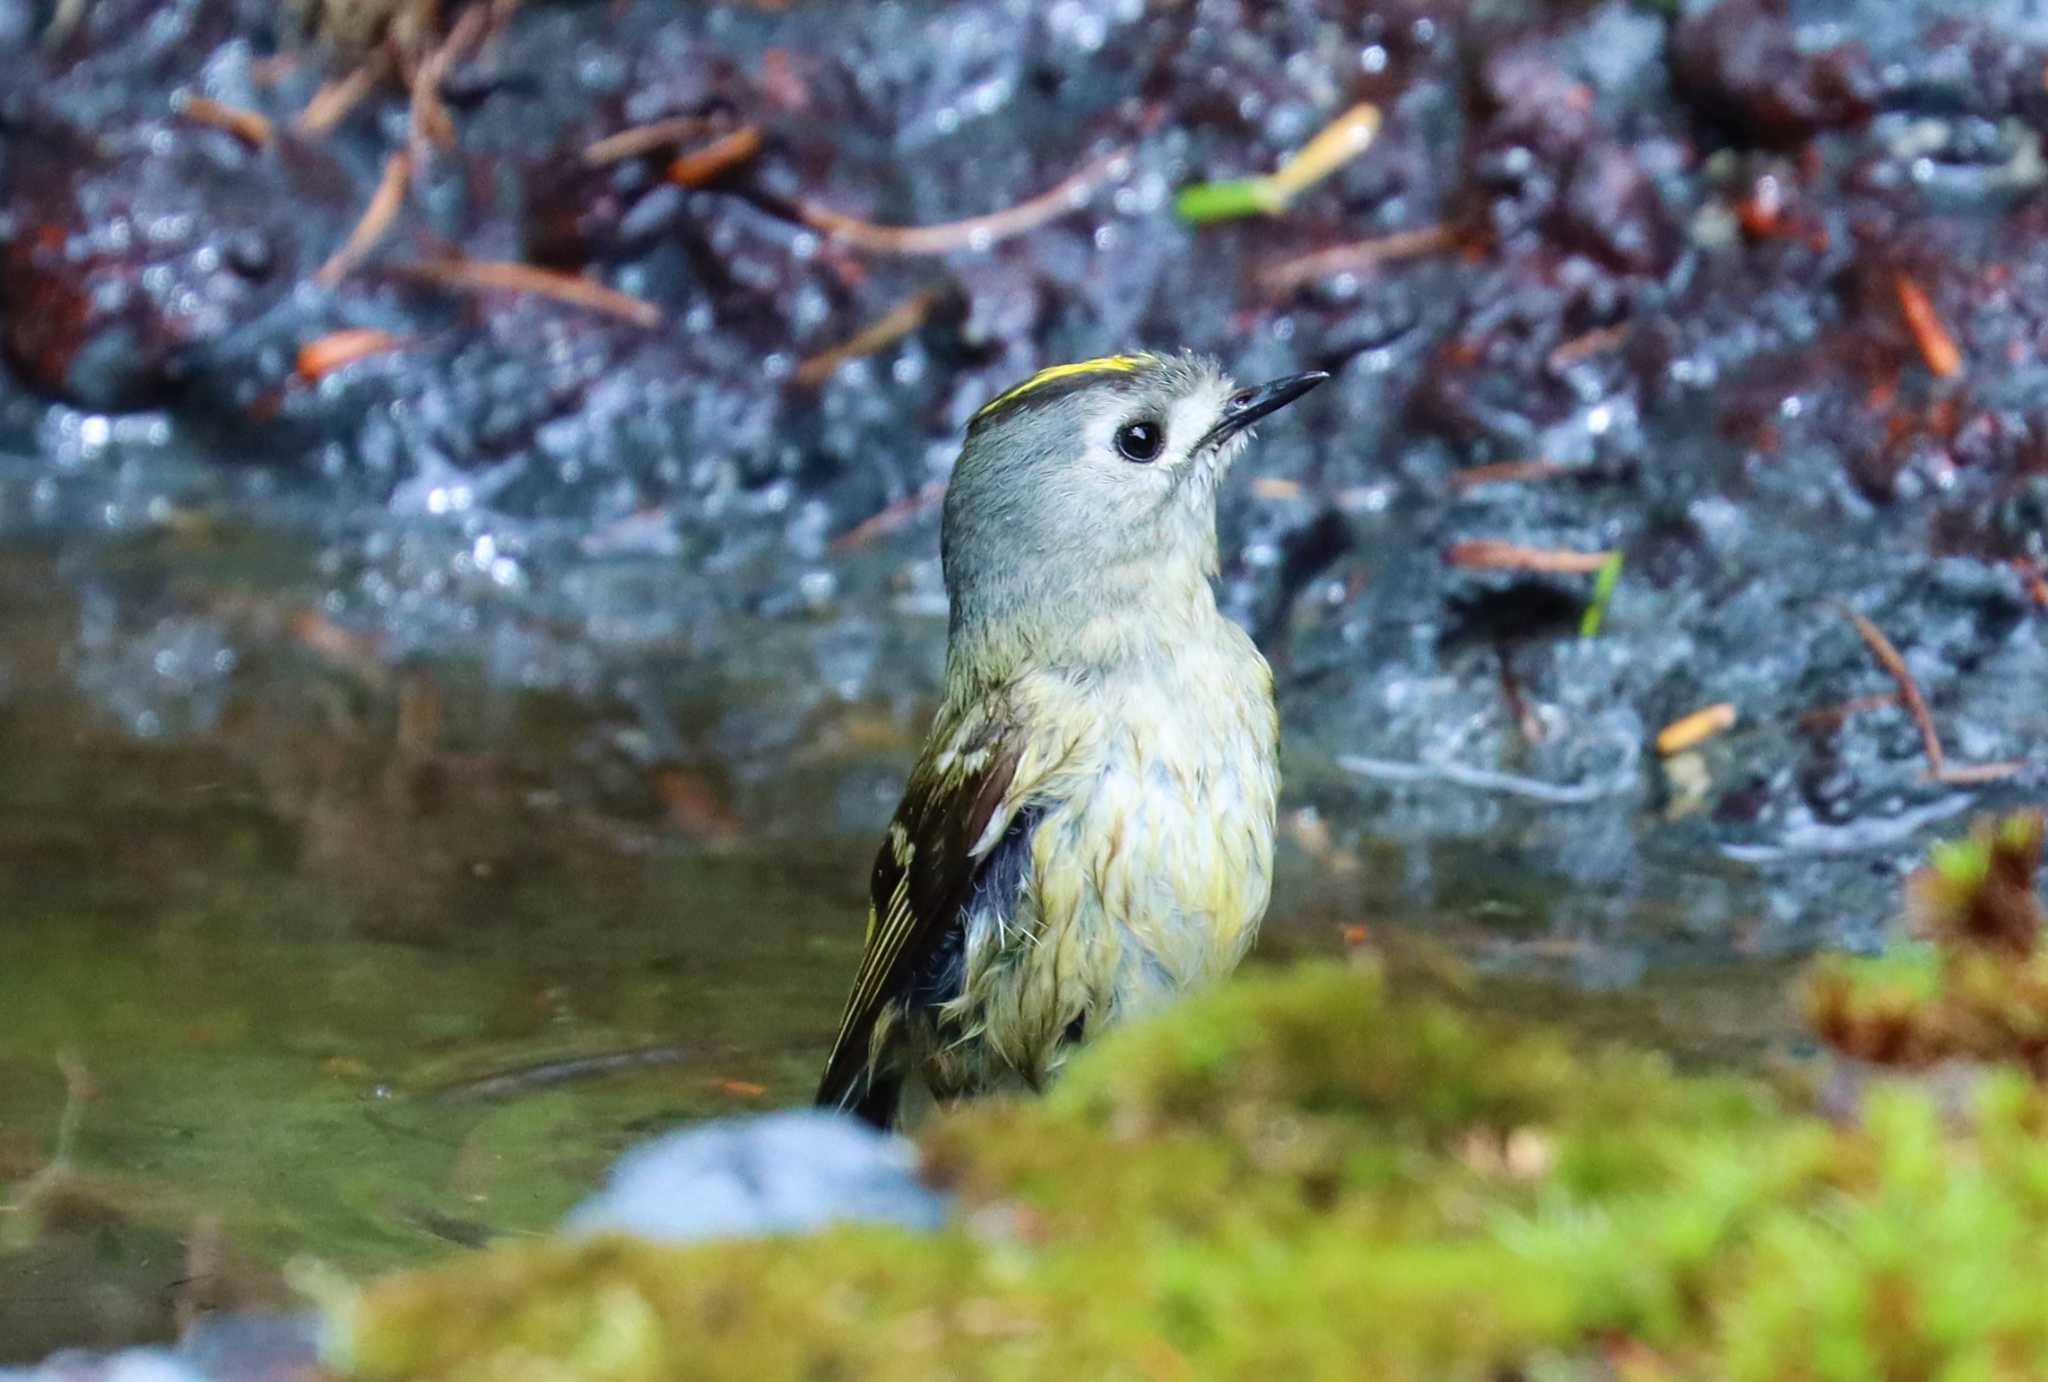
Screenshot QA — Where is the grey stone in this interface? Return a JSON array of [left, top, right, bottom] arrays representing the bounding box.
[[563, 1110, 948, 1243]]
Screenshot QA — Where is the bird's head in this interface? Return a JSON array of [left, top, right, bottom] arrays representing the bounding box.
[[940, 352, 1326, 663]]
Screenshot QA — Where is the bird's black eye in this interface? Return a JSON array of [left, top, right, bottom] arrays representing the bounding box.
[[1114, 419, 1164, 463]]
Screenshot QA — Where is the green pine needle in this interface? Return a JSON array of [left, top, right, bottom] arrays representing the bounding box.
[[1174, 178, 1284, 224], [1579, 551, 1625, 638]]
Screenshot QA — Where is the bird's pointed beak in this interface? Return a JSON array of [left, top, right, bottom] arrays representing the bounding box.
[[1196, 370, 1330, 453]]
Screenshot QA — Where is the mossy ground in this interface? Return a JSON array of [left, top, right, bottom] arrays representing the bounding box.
[[331, 939, 2048, 1380]]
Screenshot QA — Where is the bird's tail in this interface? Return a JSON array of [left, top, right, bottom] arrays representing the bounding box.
[[816, 1036, 905, 1130]]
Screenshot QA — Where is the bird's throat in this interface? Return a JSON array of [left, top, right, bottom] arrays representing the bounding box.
[[947, 554, 1224, 686]]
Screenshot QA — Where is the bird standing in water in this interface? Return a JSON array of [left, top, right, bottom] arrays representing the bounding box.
[[816, 352, 1327, 1128]]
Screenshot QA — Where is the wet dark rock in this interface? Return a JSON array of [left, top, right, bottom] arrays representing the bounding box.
[[0, 0, 2042, 972], [1671, 0, 1879, 148], [1558, 141, 1679, 277], [0, 115, 322, 411]]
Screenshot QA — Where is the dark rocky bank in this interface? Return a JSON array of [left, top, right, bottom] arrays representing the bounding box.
[[1, 0, 2045, 966]]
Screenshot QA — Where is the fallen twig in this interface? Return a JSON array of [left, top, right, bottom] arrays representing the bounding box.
[[1444, 539, 1616, 574], [791, 146, 1131, 256], [316, 151, 413, 286], [429, 1045, 692, 1104], [173, 1215, 225, 1336], [249, 53, 300, 87], [172, 91, 274, 149], [2, 1052, 91, 1249], [831, 481, 947, 553], [1548, 322, 1631, 370], [409, 3, 489, 156], [1831, 602, 2019, 784], [669, 126, 764, 187], [399, 257, 663, 327], [1256, 224, 1459, 295], [297, 58, 388, 136], [1799, 691, 1901, 736], [796, 287, 945, 389], [1448, 459, 1570, 493], [582, 115, 719, 167], [1496, 646, 1545, 745], [390, 1202, 498, 1249]]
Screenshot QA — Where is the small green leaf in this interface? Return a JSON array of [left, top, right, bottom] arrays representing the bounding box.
[[1174, 178, 1283, 225], [1579, 551, 1625, 638]]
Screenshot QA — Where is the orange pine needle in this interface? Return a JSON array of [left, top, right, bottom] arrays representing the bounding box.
[[667, 126, 765, 187], [1893, 271, 1963, 378], [297, 59, 387, 136], [795, 287, 943, 389], [1832, 603, 2018, 784], [315, 151, 412, 287], [583, 116, 719, 167], [402, 257, 662, 328], [792, 146, 1131, 256], [2012, 558, 2048, 609], [1448, 460, 1570, 492], [1256, 224, 1459, 294], [830, 481, 947, 553], [295, 328, 411, 382], [409, 4, 488, 154], [1548, 322, 1631, 369], [1444, 540, 1616, 574], [172, 92, 274, 148], [1655, 703, 1737, 756]]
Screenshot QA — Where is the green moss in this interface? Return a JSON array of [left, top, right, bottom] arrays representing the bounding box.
[[326, 951, 2048, 1380], [1808, 809, 2048, 1075]]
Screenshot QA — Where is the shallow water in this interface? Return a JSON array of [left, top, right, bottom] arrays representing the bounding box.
[[0, 518, 1827, 1362], [4, 0, 2046, 1366], [0, 530, 886, 1354]]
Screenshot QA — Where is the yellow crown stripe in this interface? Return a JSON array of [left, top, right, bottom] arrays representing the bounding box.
[[972, 354, 1154, 422]]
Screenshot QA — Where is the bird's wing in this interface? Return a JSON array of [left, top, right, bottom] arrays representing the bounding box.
[[815, 698, 1051, 1110]]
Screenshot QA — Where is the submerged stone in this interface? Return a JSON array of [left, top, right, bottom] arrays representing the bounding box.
[[561, 1109, 947, 1243]]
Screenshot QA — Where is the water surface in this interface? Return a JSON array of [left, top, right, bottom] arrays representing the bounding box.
[[0, 527, 1805, 1360]]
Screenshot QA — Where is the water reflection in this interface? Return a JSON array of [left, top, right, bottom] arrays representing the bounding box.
[[0, 529, 1804, 1361]]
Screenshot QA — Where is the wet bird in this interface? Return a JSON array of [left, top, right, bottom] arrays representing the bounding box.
[[816, 352, 1327, 1128]]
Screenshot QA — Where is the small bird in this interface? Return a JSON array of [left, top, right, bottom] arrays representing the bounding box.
[[815, 352, 1327, 1128]]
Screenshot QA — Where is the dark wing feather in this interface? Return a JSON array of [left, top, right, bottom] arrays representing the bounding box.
[[815, 714, 1027, 1115]]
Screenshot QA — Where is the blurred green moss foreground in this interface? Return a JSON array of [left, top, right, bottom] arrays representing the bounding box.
[[328, 812, 2048, 1381]]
